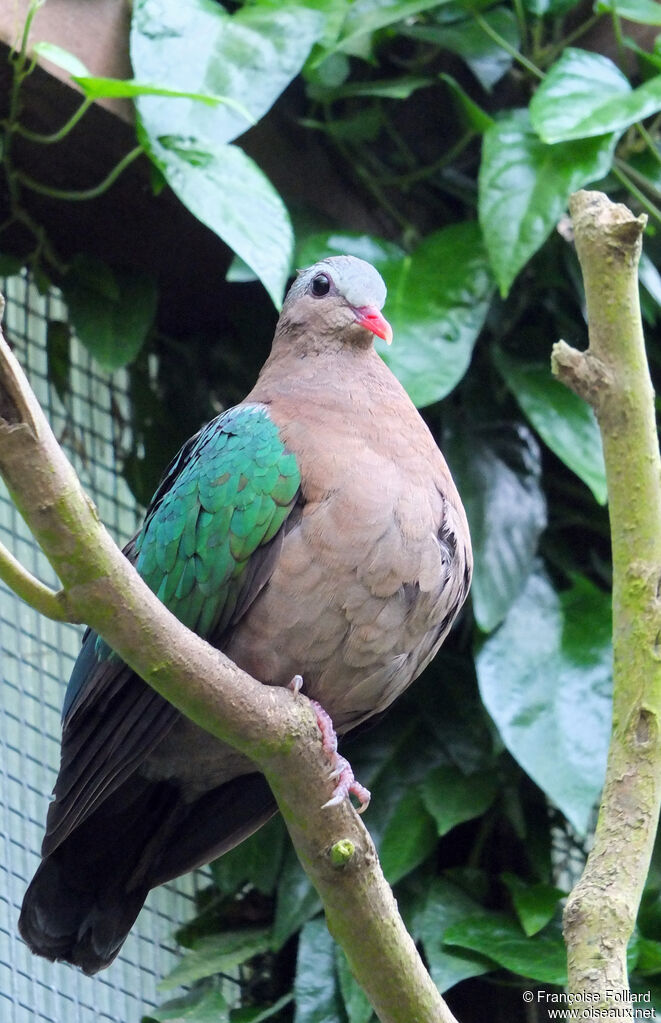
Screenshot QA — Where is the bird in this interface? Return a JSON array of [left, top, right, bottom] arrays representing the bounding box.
[[19, 255, 472, 974]]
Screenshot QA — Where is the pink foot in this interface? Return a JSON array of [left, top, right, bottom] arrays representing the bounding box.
[[310, 699, 371, 814]]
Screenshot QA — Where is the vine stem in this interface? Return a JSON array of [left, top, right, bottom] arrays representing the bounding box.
[[12, 97, 94, 145], [612, 163, 661, 226], [553, 190, 661, 1022], [473, 10, 544, 80], [15, 145, 144, 202]]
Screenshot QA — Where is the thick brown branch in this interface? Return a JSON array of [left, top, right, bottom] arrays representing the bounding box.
[[0, 307, 458, 1023], [558, 191, 661, 1020]]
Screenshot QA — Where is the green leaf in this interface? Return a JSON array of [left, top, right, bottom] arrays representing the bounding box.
[[335, 949, 376, 1023], [479, 109, 616, 296], [336, 0, 455, 55], [229, 994, 294, 1023], [272, 848, 322, 949], [0, 253, 25, 276], [501, 874, 565, 937], [297, 225, 494, 407], [440, 74, 494, 133], [132, 0, 324, 146], [294, 918, 344, 1023], [310, 75, 432, 100], [419, 879, 495, 992], [33, 40, 90, 77], [46, 320, 71, 403], [595, 0, 661, 24], [405, 7, 520, 90], [636, 937, 661, 975], [378, 789, 437, 883], [420, 765, 498, 836], [444, 421, 547, 632], [640, 251, 661, 316], [143, 987, 229, 1023], [476, 568, 612, 835], [159, 929, 271, 990], [530, 48, 661, 143], [210, 814, 286, 896], [61, 256, 157, 370], [444, 914, 568, 985], [494, 348, 607, 504], [140, 130, 293, 308], [295, 231, 406, 270], [383, 223, 495, 407], [74, 77, 251, 120]]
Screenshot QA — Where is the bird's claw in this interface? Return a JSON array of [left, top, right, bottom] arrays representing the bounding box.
[[310, 700, 371, 813], [288, 674, 304, 698]]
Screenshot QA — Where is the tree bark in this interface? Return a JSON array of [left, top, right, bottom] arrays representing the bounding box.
[[0, 295, 458, 1023], [553, 190, 661, 1020]]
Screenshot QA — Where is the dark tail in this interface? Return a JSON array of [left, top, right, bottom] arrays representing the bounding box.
[[19, 772, 276, 974], [19, 776, 177, 974]]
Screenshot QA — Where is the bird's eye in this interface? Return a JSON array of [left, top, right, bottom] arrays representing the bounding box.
[[310, 273, 330, 297]]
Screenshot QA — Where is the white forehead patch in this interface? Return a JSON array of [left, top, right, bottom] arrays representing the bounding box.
[[318, 255, 387, 309]]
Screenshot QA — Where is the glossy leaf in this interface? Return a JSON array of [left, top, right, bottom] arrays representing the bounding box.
[[294, 918, 344, 1023], [530, 48, 661, 143], [479, 109, 617, 295], [530, 48, 630, 143], [404, 7, 520, 90], [131, 0, 323, 146], [336, 0, 454, 55], [440, 74, 495, 133], [209, 814, 286, 896], [383, 223, 495, 407], [143, 987, 229, 1022], [33, 41, 90, 76], [444, 421, 547, 632], [444, 914, 568, 985], [76, 78, 251, 118], [502, 874, 565, 937], [595, 0, 661, 24], [61, 255, 157, 370], [336, 949, 376, 1023], [295, 231, 405, 270], [476, 568, 612, 834], [418, 878, 495, 992], [139, 130, 293, 308], [378, 789, 438, 883], [523, 0, 579, 14], [420, 765, 498, 836], [494, 348, 607, 504], [159, 929, 271, 990]]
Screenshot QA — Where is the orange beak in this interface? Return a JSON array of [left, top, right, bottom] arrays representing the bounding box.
[[354, 305, 393, 345]]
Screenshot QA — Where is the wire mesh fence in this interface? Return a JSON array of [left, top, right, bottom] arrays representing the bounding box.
[[0, 273, 202, 1023]]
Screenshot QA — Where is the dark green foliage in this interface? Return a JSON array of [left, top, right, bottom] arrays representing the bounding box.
[[3, 0, 661, 1019]]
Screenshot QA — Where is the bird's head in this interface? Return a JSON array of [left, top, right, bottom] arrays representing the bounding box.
[[278, 255, 393, 351]]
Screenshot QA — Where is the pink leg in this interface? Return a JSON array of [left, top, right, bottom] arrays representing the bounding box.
[[310, 699, 371, 814]]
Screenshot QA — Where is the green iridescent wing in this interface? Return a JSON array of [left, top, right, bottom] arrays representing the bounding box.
[[48, 403, 300, 854], [134, 402, 300, 640]]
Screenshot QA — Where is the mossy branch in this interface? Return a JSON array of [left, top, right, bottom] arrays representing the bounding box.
[[552, 190, 661, 1019], [0, 304, 459, 1023]]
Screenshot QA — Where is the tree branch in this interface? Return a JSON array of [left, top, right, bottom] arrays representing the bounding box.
[[553, 190, 661, 1020], [0, 306, 459, 1023]]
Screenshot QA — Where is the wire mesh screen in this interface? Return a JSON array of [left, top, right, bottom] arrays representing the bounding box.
[[0, 273, 201, 1023]]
